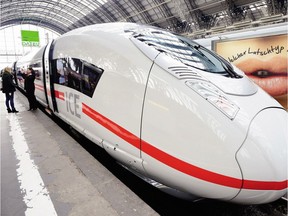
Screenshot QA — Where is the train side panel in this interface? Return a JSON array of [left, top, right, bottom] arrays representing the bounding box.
[[51, 27, 154, 171], [140, 60, 244, 200]]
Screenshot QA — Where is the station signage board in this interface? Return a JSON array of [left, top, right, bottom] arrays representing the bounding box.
[[21, 30, 40, 47]]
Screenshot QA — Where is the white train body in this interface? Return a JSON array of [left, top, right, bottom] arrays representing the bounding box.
[[14, 23, 287, 204]]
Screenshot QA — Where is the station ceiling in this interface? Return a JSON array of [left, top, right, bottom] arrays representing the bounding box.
[[1, 0, 287, 37]]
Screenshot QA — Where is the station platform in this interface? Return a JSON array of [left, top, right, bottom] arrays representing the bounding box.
[[1, 91, 159, 216]]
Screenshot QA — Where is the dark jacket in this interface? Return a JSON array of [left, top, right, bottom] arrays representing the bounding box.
[[2, 71, 16, 93], [22, 73, 35, 94]]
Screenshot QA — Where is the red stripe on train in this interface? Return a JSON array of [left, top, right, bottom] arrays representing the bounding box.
[[81, 102, 287, 190], [54, 90, 64, 101], [35, 83, 44, 91], [34, 84, 64, 101], [82, 103, 140, 148]]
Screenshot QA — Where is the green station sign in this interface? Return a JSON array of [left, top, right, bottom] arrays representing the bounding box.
[[21, 30, 40, 47]]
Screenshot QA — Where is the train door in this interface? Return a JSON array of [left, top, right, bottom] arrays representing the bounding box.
[[51, 57, 85, 134], [43, 40, 58, 112]]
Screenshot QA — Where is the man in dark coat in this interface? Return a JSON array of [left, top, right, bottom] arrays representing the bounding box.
[[22, 67, 37, 110], [1, 67, 18, 113]]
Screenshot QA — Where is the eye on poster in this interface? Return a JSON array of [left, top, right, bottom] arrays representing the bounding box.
[[213, 34, 287, 109]]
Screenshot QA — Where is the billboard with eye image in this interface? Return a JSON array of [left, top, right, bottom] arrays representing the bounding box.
[[213, 34, 287, 109]]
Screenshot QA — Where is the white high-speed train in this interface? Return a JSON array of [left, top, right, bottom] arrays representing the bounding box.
[[13, 22, 287, 204]]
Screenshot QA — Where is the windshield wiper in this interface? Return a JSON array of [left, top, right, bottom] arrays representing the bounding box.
[[217, 54, 242, 78], [192, 44, 216, 67], [198, 45, 242, 79]]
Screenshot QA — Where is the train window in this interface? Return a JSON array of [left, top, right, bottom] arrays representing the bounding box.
[[29, 61, 42, 80], [66, 58, 82, 91], [55, 59, 65, 84], [54, 58, 103, 97], [55, 58, 82, 91], [82, 63, 103, 97], [131, 28, 242, 78]]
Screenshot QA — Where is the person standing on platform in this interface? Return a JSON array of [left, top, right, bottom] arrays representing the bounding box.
[[22, 67, 37, 110], [1, 67, 19, 113]]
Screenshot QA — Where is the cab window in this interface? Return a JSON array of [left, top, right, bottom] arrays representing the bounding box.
[[131, 27, 241, 78]]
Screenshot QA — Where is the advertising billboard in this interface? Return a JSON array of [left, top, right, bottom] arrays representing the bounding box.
[[213, 34, 287, 109]]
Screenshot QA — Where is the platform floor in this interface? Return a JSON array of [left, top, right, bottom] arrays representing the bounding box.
[[1, 90, 159, 216]]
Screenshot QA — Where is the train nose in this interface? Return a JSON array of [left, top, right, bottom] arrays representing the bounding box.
[[233, 108, 287, 204]]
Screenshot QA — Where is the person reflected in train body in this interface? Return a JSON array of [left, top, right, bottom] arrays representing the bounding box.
[[21, 67, 37, 110], [1, 67, 19, 113]]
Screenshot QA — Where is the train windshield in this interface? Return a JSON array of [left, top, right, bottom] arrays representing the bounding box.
[[131, 28, 241, 78]]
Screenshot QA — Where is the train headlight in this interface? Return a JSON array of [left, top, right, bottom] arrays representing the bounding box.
[[186, 80, 239, 120]]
